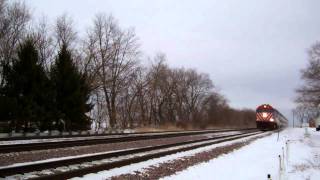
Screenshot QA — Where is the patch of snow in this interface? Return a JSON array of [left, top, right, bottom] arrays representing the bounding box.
[[4, 132, 263, 179], [123, 129, 135, 133], [163, 128, 320, 180], [71, 132, 267, 179]]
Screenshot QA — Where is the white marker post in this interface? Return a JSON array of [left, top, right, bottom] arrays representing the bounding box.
[[286, 140, 289, 165], [282, 147, 286, 172]]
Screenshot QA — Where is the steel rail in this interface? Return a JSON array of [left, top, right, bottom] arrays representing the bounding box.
[[0, 130, 263, 179], [0, 128, 254, 141], [0, 128, 256, 153]]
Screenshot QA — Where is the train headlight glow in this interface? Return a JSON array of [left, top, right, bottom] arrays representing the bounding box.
[[262, 113, 268, 118], [270, 118, 274, 122]]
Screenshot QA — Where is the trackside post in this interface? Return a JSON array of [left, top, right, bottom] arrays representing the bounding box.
[[286, 140, 289, 165], [278, 155, 283, 180], [282, 147, 285, 171]]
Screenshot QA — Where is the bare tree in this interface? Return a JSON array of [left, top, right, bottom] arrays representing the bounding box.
[[84, 14, 140, 128], [141, 55, 216, 128], [124, 67, 151, 127], [54, 14, 77, 49], [54, 14, 86, 76], [30, 16, 55, 71], [296, 42, 320, 107], [0, 0, 31, 85], [183, 70, 213, 123], [145, 55, 172, 126]]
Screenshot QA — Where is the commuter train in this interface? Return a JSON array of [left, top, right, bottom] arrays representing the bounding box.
[[256, 104, 288, 130]]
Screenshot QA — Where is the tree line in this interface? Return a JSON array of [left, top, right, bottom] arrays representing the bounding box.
[[0, 0, 255, 133]]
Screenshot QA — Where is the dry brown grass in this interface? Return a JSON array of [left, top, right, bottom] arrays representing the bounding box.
[[134, 125, 184, 132], [133, 122, 211, 132], [133, 123, 256, 133]]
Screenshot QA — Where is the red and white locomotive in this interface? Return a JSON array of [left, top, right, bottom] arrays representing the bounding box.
[[256, 104, 288, 130]]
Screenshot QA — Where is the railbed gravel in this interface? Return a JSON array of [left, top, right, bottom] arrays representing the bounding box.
[[0, 133, 224, 166], [110, 133, 270, 180]]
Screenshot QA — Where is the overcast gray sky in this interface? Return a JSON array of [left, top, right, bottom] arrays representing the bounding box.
[[28, 0, 320, 122]]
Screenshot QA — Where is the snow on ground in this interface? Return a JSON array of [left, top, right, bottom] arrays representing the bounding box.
[[0, 130, 236, 145], [163, 128, 320, 180], [72, 132, 268, 180], [8, 128, 317, 180]]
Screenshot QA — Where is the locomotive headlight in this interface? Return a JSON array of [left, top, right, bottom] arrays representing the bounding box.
[[270, 118, 274, 122], [262, 112, 268, 118]]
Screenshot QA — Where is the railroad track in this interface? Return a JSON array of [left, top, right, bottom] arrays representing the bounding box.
[[0, 129, 264, 179], [0, 128, 255, 153], [0, 128, 245, 141]]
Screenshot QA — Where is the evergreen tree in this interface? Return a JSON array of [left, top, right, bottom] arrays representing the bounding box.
[[0, 63, 16, 130], [1, 39, 52, 132], [51, 44, 92, 131]]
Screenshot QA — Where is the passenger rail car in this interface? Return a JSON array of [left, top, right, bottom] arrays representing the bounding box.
[[256, 104, 288, 130]]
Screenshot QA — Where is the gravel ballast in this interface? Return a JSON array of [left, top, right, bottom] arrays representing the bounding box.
[[0, 132, 233, 166], [110, 134, 269, 180]]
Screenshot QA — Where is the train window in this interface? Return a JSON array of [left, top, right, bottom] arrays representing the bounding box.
[[256, 109, 273, 113]]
